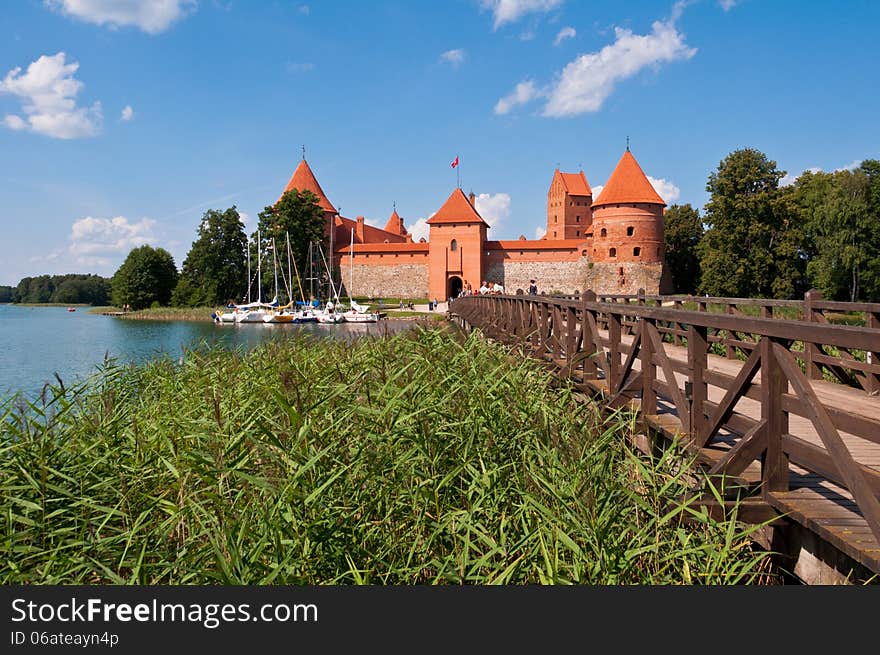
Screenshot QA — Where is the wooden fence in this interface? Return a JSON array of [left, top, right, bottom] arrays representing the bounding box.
[[448, 290, 880, 569]]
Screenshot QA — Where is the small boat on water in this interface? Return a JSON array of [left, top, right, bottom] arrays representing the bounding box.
[[67, 307, 76, 312]]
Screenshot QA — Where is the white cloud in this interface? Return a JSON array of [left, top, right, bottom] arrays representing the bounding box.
[[534, 226, 547, 239], [0, 52, 102, 139], [541, 16, 696, 117], [45, 0, 196, 34], [120, 104, 134, 121], [286, 61, 315, 73], [406, 217, 431, 243], [474, 193, 511, 230], [3, 114, 28, 130], [779, 160, 863, 187], [69, 216, 157, 257], [554, 26, 576, 45], [647, 176, 680, 203], [480, 0, 564, 30], [834, 159, 862, 172], [440, 49, 466, 68], [591, 184, 604, 200], [719, 0, 738, 10], [239, 211, 252, 227], [494, 79, 539, 115]]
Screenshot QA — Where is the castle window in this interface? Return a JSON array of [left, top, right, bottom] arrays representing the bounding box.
[[450, 239, 458, 252], [609, 248, 617, 258], [576, 231, 580, 237], [619, 267, 624, 275], [600, 228, 607, 237], [554, 215, 558, 223], [582, 250, 588, 256], [553, 231, 557, 238], [576, 216, 580, 222], [626, 226, 634, 236], [633, 247, 641, 257]]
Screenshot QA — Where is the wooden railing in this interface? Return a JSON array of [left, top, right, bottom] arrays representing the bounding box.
[[552, 289, 880, 395], [449, 291, 880, 546]]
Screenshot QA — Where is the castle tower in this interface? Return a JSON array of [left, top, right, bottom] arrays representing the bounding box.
[[277, 157, 338, 238], [426, 188, 489, 300], [383, 207, 408, 237], [590, 149, 665, 265], [546, 169, 592, 240]]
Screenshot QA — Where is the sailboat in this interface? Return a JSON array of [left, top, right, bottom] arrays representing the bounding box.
[[341, 228, 380, 323], [235, 227, 273, 323], [263, 238, 292, 323], [213, 228, 254, 323], [314, 240, 345, 324]]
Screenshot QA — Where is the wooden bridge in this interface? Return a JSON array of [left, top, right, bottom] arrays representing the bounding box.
[[448, 290, 880, 584]]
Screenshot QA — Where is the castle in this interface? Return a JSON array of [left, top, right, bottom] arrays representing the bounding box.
[[278, 148, 670, 300]]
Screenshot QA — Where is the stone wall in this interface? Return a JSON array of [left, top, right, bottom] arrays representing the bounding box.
[[583, 262, 662, 295], [484, 259, 591, 295], [344, 263, 429, 299]]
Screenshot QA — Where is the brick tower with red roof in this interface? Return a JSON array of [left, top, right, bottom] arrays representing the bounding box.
[[546, 169, 592, 241], [590, 148, 666, 265]]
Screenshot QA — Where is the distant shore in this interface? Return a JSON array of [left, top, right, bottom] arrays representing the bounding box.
[[85, 305, 447, 323]]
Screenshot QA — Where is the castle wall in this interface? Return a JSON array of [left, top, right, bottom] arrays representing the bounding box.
[[347, 262, 429, 299], [583, 262, 663, 295]]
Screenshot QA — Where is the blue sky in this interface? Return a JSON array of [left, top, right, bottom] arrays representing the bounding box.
[[1, 0, 878, 285]]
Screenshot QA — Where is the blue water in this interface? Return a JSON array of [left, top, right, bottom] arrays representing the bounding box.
[[0, 305, 415, 399]]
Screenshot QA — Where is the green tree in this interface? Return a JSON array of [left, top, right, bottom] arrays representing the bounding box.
[[663, 204, 703, 293], [172, 206, 248, 307], [0, 286, 12, 303], [256, 190, 326, 302], [111, 245, 179, 310], [799, 162, 879, 301], [698, 148, 805, 298]]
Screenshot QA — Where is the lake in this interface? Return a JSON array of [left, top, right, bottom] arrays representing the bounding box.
[[0, 305, 418, 399]]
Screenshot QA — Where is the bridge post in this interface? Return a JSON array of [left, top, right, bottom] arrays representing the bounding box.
[[760, 336, 790, 492], [641, 317, 657, 417], [803, 289, 822, 381], [687, 325, 709, 442], [581, 289, 597, 380]]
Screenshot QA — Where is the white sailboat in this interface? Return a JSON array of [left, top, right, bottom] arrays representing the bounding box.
[[341, 228, 380, 323], [314, 240, 345, 324], [236, 228, 271, 323]]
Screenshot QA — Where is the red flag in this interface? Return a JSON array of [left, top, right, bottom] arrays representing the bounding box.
[[451, 155, 459, 168]]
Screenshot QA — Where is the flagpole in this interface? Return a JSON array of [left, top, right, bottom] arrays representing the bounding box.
[[457, 153, 460, 189]]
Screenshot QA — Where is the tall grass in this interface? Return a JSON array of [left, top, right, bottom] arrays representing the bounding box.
[[1, 327, 775, 584]]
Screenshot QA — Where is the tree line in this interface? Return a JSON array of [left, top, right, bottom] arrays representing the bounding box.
[[663, 148, 880, 302], [2, 274, 111, 305]]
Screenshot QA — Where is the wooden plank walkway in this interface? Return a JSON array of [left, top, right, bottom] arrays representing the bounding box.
[[579, 331, 880, 573]]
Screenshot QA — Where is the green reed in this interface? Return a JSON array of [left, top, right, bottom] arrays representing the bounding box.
[[1, 327, 776, 584]]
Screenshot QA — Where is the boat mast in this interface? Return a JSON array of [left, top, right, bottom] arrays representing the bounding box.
[[349, 227, 354, 303], [272, 237, 279, 304], [246, 233, 251, 303], [285, 232, 293, 303], [256, 227, 262, 303]]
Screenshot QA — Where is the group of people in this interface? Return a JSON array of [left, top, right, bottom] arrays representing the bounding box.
[[454, 279, 539, 298]]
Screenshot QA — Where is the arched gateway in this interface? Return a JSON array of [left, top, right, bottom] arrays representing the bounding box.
[[448, 276, 463, 300]]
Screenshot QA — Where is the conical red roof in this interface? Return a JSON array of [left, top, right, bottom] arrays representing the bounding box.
[[426, 188, 489, 226], [383, 209, 406, 235], [592, 150, 665, 208], [277, 158, 336, 212]]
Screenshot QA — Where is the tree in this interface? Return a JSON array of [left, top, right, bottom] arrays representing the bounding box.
[[111, 245, 178, 310], [662, 204, 703, 293], [256, 190, 326, 302], [799, 163, 880, 301], [172, 206, 248, 306], [0, 286, 12, 303], [698, 148, 805, 298]]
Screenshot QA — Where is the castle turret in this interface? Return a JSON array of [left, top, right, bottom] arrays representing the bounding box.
[[547, 169, 592, 240], [590, 149, 665, 264]]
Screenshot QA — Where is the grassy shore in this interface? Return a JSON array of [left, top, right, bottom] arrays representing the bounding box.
[[1, 327, 776, 584]]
